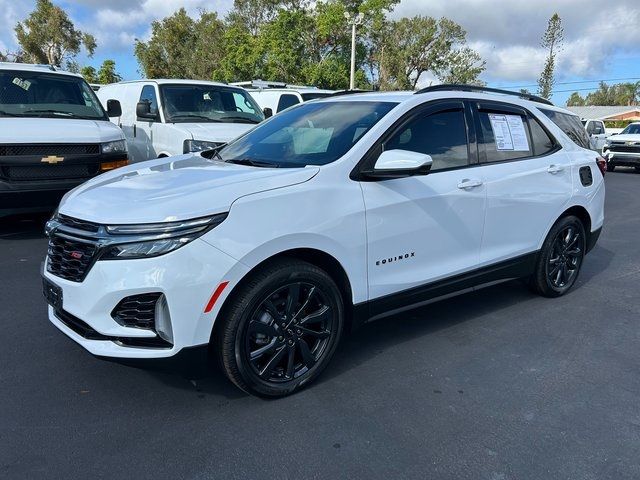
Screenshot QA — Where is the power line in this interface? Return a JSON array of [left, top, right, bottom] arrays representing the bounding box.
[[493, 77, 640, 90]]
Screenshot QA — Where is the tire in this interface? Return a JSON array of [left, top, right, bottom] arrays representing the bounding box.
[[608, 164, 615, 172], [215, 259, 344, 397], [529, 215, 586, 298]]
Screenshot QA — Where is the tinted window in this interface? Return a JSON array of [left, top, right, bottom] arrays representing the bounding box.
[[219, 101, 397, 167], [529, 116, 556, 156], [540, 109, 590, 149], [277, 94, 300, 112], [160, 84, 263, 124], [0, 70, 106, 120], [384, 109, 469, 171], [139, 85, 159, 116], [621, 123, 640, 135], [478, 111, 533, 163]]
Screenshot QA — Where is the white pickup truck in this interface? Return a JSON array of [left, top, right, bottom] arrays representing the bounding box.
[[582, 119, 608, 150]]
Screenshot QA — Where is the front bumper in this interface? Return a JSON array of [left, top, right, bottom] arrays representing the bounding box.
[[43, 238, 249, 359], [604, 149, 640, 167]]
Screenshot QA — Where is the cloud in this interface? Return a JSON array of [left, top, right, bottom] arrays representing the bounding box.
[[392, 0, 640, 83]]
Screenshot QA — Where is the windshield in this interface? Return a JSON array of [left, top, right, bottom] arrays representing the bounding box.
[[0, 70, 107, 120], [218, 101, 397, 167], [160, 84, 264, 124], [621, 124, 640, 135], [301, 92, 333, 101]]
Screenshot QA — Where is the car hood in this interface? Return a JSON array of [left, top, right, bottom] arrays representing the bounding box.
[[59, 154, 319, 224], [0, 117, 123, 143], [608, 134, 640, 143], [178, 122, 255, 143]]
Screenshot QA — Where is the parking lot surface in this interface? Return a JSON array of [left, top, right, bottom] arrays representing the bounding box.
[[1, 171, 639, 480]]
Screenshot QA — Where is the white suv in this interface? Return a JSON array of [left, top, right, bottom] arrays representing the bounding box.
[[43, 86, 606, 397]]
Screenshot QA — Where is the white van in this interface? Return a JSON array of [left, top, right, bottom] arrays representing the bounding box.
[[234, 81, 334, 116], [97, 80, 264, 163], [0, 62, 127, 217]]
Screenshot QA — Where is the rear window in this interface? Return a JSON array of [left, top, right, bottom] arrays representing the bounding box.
[[540, 109, 590, 149]]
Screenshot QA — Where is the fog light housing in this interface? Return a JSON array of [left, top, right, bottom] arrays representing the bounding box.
[[155, 295, 173, 344]]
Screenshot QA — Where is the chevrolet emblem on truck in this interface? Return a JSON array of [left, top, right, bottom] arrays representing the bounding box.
[[41, 155, 64, 164]]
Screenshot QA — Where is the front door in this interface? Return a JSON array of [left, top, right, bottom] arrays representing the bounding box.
[[360, 101, 486, 302]]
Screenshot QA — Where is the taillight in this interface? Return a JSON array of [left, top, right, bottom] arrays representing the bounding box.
[[596, 156, 607, 177]]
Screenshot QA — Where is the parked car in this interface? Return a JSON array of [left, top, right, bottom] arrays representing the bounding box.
[[43, 86, 605, 397], [0, 62, 127, 218], [601, 122, 640, 172], [581, 118, 608, 150], [236, 80, 334, 116], [97, 80, 264, 163]]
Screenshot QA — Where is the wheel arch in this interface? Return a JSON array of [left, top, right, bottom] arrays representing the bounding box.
[[539, 204, 593, 251]]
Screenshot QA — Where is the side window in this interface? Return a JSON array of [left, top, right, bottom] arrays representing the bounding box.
[[477, 109, 533, 163], [540, 109, 590, 149], [384, 108, 469, 171], [586, 121, 595, 135], [528, 116, 555, 156], [277, 94, 300, 112], [139, 85, 158, 116], [596, 121, 605, 134]]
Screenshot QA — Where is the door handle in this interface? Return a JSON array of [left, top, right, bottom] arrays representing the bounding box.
[[547, 164, 564, 174], [457, 179, 483, 189]]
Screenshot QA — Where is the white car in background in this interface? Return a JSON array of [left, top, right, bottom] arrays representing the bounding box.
[[581, 119, 608, 150], [235, 80, 334, 116], [43, 86, 605, 397], [97, 80, 264, 162], [602, 122, 640, 172]]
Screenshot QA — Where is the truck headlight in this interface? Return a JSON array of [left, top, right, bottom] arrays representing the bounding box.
[[101, 139, 128, 154], [101, 213, 227, 260], [183, 139, 223, 153]]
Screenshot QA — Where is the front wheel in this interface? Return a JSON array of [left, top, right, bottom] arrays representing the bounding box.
[[215, 259, 344, 397], [530, 215, 586, 297]]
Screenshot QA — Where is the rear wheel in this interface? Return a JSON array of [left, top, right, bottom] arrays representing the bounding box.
[[530, 215, 586, 297], [216, 259, 344, 397]]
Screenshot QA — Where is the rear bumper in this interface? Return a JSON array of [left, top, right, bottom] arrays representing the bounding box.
[[586, 226, 602, 254]]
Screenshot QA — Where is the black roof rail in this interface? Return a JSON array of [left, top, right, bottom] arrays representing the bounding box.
[[414, 84, 554, 106], [329, 89, 371, 97]]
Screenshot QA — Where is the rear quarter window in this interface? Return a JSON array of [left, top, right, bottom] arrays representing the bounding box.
[[540, 109, 590, 149]]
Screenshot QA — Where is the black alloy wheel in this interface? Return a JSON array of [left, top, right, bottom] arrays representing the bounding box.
[[216, 259, 343, 397]]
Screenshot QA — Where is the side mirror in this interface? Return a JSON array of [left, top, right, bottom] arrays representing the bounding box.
[[136, 101, 157, 121], [593, 126, 604, 135], [364, 149, 433, 179], [263, 107, 273, 119], [106, 99, 122, 118], [611, 132, 618, 136]]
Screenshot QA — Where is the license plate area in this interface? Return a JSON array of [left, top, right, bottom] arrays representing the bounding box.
[[42, 277, 63, 310]]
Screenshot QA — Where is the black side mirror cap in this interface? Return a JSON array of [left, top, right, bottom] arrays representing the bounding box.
[[106, 99, 122, 117], [136, 101, 157, 121], [263, 107, 273, 119]]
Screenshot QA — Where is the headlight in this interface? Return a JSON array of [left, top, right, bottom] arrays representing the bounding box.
[[183, 139, 223, 153], [102, 139, 128, 154], [101, 213, 227, 260]]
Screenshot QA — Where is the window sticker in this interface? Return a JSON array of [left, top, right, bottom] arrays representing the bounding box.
[[488, 113, 530, 151], [12, 77, 31, 91]]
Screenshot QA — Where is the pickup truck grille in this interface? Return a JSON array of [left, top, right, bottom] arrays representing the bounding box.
[[0, 144, 100, 156], [609, 145, 640, 153]]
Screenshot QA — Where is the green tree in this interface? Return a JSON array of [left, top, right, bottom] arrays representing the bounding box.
[[537, 13, 563, 100], [566, 91, 585, 106], [81, 65, 97, 83], [15, 0, 96, 66], [97, 60, 122, 84], [583, 81, 640, 106]]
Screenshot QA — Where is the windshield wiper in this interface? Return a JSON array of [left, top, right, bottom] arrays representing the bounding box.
[[24, 109, 74, 117], [219, 116, 260, 124], [225, 158, 278, 168], [169, 115, 220, 122]]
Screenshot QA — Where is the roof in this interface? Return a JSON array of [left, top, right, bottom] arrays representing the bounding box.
[[250, 88, 335, 94], [0, 62, 81, 77], [113, 79, 238, 88], [566, 106, 640, 120]]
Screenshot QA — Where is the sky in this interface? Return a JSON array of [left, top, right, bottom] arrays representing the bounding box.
[[1, 0, 639, 105]]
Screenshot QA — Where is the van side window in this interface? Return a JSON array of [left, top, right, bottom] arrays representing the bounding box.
[[477, 110, 533, 163], [384, 108, 469, 171], [277, 94, 300, 112], [139, 85, 159, 115]]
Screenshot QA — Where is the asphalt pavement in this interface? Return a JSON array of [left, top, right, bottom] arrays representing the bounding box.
[[1, 170, 639, 480]]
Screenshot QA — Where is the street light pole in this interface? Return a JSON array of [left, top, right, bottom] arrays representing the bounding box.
[[345, 12, 364, 91]]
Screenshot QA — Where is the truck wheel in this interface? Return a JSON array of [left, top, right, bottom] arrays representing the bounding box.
[[215, 259, 344, 397]]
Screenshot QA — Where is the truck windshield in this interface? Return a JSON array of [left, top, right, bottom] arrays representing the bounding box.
[[218, 101, 397, 167], [0, 70, 107, 120], [621, 124, 640, 135], [160, 84, 264, 124]]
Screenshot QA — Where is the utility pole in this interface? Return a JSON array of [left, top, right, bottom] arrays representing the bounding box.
[[344, 12, 364, 90]]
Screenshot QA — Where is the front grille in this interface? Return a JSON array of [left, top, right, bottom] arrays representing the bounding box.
[[46, 236, 98, 282], [0, 144, 100, 156], [609, 145, 640, 153], [58, 214, 100, 233], [3, 164, 97, 181], [111, 293, 162, 330]]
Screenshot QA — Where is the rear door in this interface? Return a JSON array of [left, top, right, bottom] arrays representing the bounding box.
[[472, 101, 572, 265]]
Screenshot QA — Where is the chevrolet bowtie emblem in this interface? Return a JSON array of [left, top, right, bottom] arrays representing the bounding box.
[[41, 155, 64, 164], [626, 141, 636, 146]]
